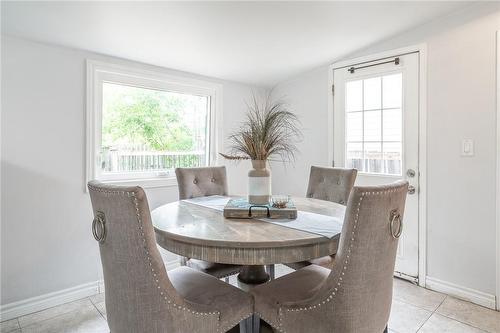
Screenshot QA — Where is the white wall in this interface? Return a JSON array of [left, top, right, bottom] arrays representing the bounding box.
[[273, 3, 500, 297], [0, 36, 254, 305], [270, 67, 330, 196]]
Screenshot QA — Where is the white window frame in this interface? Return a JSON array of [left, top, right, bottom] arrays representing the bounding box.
[[86, 60, 223, 189]]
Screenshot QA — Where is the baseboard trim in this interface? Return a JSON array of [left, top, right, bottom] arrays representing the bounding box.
[[0, 281, 99, 321], [1, 259, 181, 321], [426, 276, 496, 310]]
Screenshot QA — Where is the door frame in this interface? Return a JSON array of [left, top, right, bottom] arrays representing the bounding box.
[[328, 44, 428, 287], [496, 30, 500, 311]]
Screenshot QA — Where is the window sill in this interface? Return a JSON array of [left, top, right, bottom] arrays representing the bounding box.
[[98, 177, 178, 189]]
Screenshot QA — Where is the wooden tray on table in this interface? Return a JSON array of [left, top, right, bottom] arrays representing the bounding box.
[[223, 198, 297, 219]]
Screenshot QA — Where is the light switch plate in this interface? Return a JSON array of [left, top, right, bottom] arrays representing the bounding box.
[[461, 139, 474, 156]]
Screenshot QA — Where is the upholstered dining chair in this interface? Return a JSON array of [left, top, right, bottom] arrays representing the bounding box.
[[286, 166, 357, 270], [252, 181, 408, 333], [88, 181, 253, 333], [175, 166, 244, 282], [306, 166, 358, 205]]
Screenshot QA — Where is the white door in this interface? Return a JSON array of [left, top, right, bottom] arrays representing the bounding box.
[[333, 53, 419, 281]]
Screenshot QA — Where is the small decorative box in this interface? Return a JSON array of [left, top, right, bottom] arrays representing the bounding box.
[[223, 198, 297, 219]]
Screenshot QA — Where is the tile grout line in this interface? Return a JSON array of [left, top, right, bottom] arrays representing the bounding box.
[[392, 280, 449, 313], [392, 283, 447, 333], [10, 317, 21, 332], [88, 296, 107, 321], [17, 301, 108, 332], [433, 314, 491, 333], [17, 312, 68, 331], [392, 296, 444, 313], [434, 295, 447, 312], [389, 290, 440, 333], [427, 313, 490, 333], [414, 306, 435, 332], [421, 296, 490, 333], [415, 295, 447, 332], [433, 296, 494, 333], [15, 298, 104, 331]]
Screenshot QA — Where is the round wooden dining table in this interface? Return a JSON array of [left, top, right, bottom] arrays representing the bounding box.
[[152, 196, 345, 286]]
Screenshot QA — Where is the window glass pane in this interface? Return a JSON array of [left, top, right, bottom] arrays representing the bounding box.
[[101, 83, 209, 174], [382, 73, 402, 108], [363, 77, 381, 110], [364, 110, 381, 141], [383, 142, 402, 175], [346, 80, 362, 112], [346, 142, 363, 172], [346, 112, 362, 142], [383, 108, 402, 142], [364, 142, 382, 173]]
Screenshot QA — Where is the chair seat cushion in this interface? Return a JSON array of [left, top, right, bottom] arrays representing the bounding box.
[[169, 266, 253, 331], [186, 259, 242, 278], [251, 265, 330, 328], [286, 255, 335, 270]]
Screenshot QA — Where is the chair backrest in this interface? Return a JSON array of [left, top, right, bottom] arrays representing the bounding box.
[[282, 181, 408, 333], [305, 166, 357, 205], [87, 181, 217, 332], [175, 166, 228, 199], [323, 181, 408, 332]]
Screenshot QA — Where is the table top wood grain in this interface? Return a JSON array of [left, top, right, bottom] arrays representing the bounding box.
[[152, 197, 345, 265]]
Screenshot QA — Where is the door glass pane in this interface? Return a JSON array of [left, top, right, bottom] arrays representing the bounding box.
[[364, 142, 382, 173], [364, 110, 381, 141], [345, 73, 403, 175], [344, 71, 403, 176], [346, 112, 362, 142], [346, 80, 362, 112], [346, 142, 363, 171], [383, 73, 402, 108], [363, 77, 381, 110], [383, 108, 402, 142], [383, 142, 402, 175]]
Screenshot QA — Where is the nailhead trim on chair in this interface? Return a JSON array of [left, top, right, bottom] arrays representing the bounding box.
[[88, 185, 233, 332], [131, 194, 220, 316], [272, 186, 407, 333]]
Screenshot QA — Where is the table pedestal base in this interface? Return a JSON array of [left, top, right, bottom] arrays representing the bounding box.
[[237, 265, 269, 291]]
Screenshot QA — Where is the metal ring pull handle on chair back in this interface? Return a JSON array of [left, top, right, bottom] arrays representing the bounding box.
[[92, 211, 107, 243], [389, 209, 403, 239]]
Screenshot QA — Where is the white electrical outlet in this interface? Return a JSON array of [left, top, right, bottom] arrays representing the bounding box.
[[461, 139, 474, 157]]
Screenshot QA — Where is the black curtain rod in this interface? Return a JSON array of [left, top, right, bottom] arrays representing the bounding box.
[[348, 57, 399, 74]]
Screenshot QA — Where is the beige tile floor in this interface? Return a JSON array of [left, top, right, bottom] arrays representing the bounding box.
[[1, 265, 499, 333]]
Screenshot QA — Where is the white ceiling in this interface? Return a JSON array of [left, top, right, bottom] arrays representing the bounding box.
[[2, 1, 473, 86]]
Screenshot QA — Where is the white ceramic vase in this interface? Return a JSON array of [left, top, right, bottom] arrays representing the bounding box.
[[248, 160, 271, 204]]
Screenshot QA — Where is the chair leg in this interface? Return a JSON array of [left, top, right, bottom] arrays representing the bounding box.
[[266, 264, 275, 280], [224, 276, 230, 283], [252, 314, 261, 333], [180, 256, 187, 266], [239, 317, 253, 333], [383, 325, 388, 333]]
